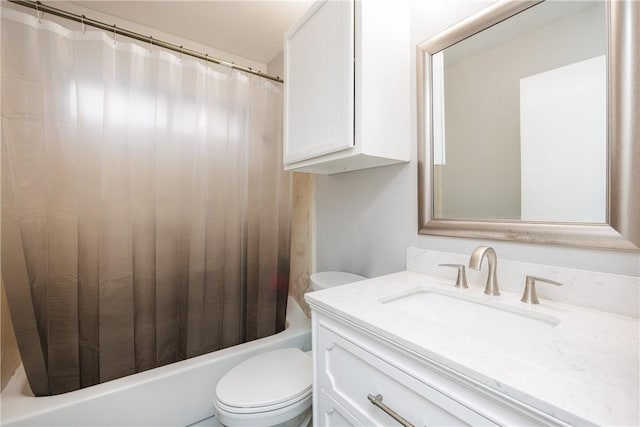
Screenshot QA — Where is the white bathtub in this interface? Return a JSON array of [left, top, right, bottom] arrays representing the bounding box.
[[1, 296, 311, 427]]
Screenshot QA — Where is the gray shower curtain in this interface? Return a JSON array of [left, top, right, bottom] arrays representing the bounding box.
[[1, 8, 291, 396]]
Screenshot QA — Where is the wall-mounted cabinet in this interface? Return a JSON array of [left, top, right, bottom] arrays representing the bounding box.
[[283, 0, 410, 174]]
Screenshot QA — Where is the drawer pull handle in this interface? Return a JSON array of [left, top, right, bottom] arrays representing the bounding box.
[[367, 393, 415, 427]]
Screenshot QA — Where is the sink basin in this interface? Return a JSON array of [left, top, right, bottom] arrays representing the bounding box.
[[382, 290, 559, 344]]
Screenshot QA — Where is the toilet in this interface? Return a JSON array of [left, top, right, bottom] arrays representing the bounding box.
[[213, 271, 366, 427]]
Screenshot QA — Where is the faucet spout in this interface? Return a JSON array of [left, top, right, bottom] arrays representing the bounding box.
[[469, 246, 500, 296]]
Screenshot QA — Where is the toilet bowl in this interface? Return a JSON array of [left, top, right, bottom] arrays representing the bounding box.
[[214, 347, 313, 427], [213, 271, 365, 427]]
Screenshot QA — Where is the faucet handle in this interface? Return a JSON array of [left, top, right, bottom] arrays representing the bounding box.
[[521, 275, 563, 304], [438, 264, 468, 288]]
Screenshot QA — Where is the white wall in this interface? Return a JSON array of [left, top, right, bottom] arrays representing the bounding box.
[[267, 50, 285, 78], [315, 0, 640, 279], [1, 1, 266, 73]]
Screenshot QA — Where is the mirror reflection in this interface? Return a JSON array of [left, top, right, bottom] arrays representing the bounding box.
[[432, 1, 607, 223]]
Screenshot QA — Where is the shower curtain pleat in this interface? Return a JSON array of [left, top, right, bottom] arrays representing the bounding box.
[[1, 8, 291, 396], [76, 133, 102, 388], [1, 141, 51, 396], [75, 37, 104, 388], [273, 87, 291, 334], [130, 74, 158, 373], [154, 57, 183, 368], [245, 80, 292, 341], [216, 75, 247, 349], [202, 73, 228, 354]]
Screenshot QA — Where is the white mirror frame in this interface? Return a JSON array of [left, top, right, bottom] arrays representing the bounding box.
[[417, 0, 640, 251]]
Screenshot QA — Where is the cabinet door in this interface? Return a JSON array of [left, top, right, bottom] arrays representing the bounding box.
[[317, 389, 362, 427], [284, 0, 355, 164]]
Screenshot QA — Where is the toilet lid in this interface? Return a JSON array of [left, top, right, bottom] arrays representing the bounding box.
[[216, 348, 312, 410]]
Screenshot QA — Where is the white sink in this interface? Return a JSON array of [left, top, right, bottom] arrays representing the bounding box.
[[382, 289, 560, 344]]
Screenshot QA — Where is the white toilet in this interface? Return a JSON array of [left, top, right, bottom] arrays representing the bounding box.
[[213, 271, 366, 427]]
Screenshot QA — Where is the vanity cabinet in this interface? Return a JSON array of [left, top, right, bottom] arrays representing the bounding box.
[[311, 309, 568, 427], [283, 0, 410, 174]]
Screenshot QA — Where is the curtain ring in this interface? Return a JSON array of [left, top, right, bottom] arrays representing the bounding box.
[[112, 25, 117, 45], [179, 45, 183, 61], [149, 36, 153, 54], [35, 1, 42, 24], [81, 15, 86, 34]]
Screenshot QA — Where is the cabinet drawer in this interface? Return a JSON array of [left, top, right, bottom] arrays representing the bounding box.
[[318, 323, 495, 426]]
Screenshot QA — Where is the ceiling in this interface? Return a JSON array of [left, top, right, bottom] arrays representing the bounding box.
[[70, 1, 312, 64]]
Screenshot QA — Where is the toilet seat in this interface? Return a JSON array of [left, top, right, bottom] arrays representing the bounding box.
[[215, 389, 311, 415], [215, 393, 312, 427], [215, 347, 313, 414]]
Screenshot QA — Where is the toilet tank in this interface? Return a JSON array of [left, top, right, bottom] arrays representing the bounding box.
[[309, 271, 366, 292]]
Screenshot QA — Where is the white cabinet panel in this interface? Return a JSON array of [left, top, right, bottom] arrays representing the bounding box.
[[284, 1, 354, 163], [284, 0, 410, 174]]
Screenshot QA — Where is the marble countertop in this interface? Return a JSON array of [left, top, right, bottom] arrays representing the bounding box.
[[305, 271, 639, 426]]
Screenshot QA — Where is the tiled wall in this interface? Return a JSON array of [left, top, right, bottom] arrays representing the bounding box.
[[288, 173, 314, 317]]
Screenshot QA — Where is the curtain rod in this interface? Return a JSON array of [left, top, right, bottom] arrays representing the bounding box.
[[7, 0, 284, 84]]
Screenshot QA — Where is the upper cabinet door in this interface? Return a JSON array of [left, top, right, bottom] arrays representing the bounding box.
[[284, 1, 355, 165]]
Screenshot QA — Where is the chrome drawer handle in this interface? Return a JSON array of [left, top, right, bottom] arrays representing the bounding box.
[[367, 394, 415, 427]]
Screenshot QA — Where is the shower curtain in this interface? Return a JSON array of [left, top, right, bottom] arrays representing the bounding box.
[[1, 8, 291, 396]]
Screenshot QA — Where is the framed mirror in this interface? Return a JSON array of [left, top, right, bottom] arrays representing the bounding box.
[[417, 0, 639, 251]]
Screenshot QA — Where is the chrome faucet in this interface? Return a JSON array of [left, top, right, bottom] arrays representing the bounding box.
[[469, 246, 499, 295]]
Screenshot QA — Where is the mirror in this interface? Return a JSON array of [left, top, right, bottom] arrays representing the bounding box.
[[417, 0, 640, 250], [433, 1, 606, 222]]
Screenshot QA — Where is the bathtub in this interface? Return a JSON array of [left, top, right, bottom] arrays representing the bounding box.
[[1, 296, 311, 426]]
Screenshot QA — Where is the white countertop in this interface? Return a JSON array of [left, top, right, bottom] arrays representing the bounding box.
[[305, 271, 639, 426]]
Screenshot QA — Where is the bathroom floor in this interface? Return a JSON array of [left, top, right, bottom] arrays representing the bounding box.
[[187, 416, 219, 427]]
